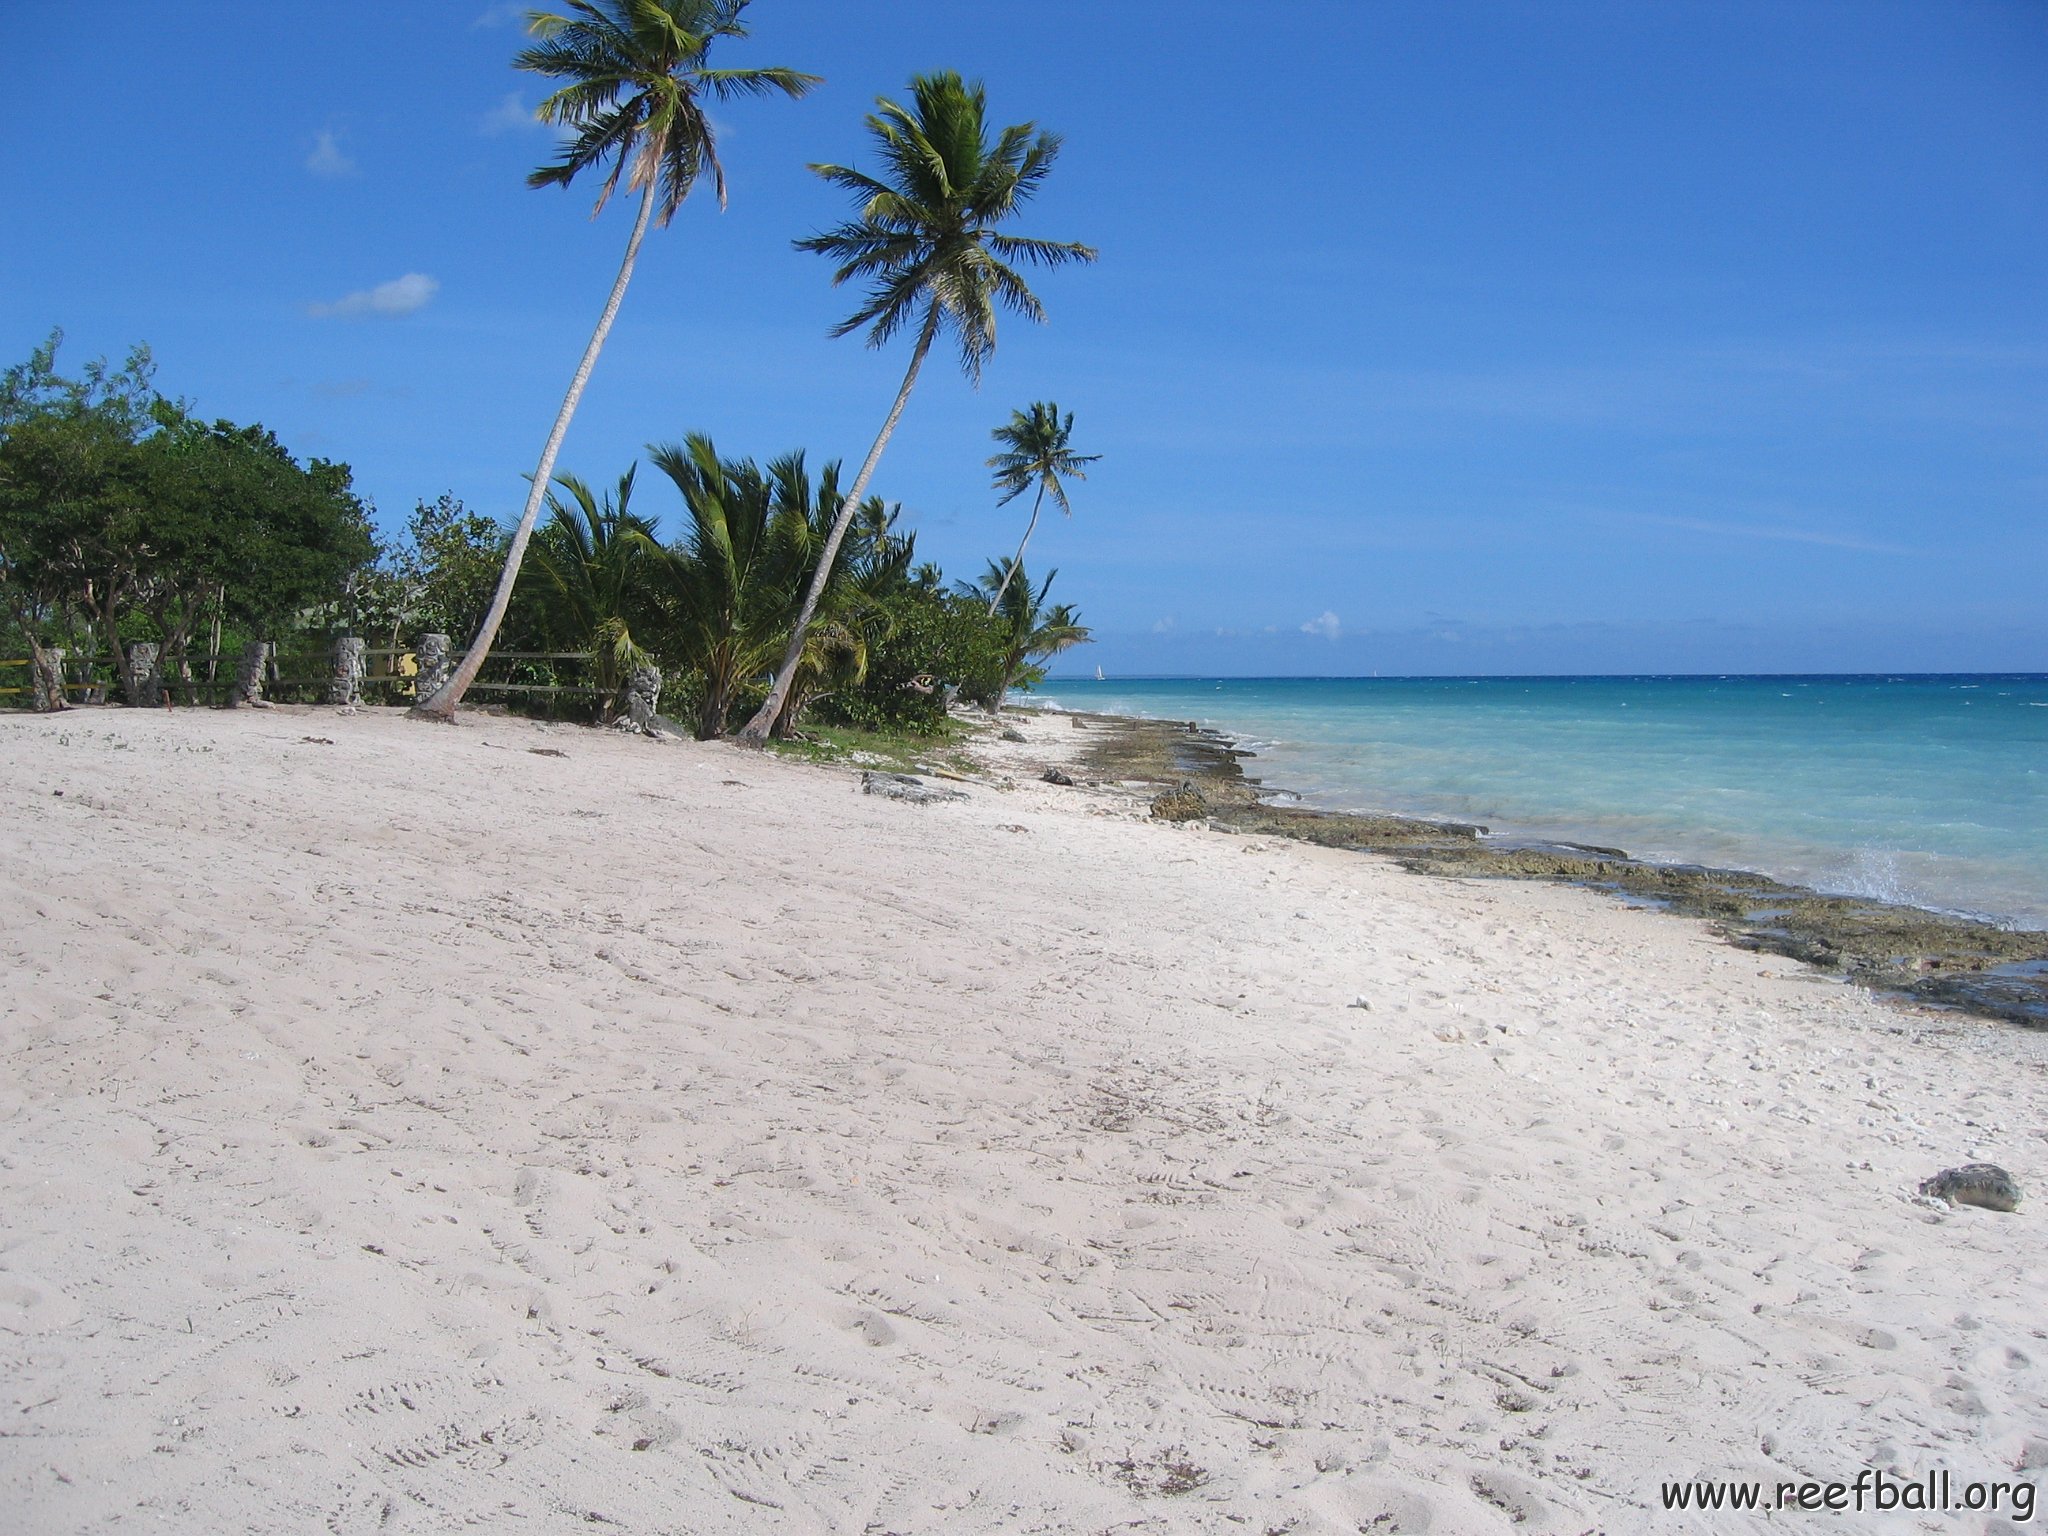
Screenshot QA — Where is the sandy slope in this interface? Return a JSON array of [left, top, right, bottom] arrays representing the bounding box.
[[0, 705, 2042, 1534]]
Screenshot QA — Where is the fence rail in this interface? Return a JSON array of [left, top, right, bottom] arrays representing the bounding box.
[[2, 643, 604, 706]]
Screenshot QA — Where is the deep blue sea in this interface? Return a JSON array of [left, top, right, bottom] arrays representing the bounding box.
[[1033, 675, 2048, 929]]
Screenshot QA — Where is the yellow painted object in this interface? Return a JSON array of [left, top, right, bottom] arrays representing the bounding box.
[[361, 649, 421, 694]]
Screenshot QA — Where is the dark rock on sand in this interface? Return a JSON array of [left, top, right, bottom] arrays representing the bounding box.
[[1919, 1164, 2022, 1212], [861, 771, 966, 805], [1041, 767, 1075, 786]]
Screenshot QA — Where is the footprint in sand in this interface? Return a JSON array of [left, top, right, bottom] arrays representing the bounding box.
[[0, 1272, 83, 1334], [1346, 1480, 1442, 1532], [846, 1310, 897, 1347], [592, 1386, 680, 1452]]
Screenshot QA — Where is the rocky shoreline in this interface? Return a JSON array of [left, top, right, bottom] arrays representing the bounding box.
[[1046, 706, 2048, 1030]]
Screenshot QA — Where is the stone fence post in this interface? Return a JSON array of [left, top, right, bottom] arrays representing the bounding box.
[[231, 640, 273, 708], [620, 664, 663, 734], [127, 642, 162, 708], [414, 633, 451, 704], [328, 636, 366, 708]]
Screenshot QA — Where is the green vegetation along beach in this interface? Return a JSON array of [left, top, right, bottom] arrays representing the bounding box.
[[5, 2, 2044, 1531]]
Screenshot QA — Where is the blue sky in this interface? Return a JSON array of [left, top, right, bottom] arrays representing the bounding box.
[[7, 1, 2044, 674]]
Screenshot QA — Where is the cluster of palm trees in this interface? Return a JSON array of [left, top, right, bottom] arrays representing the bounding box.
[[411, 0, 1100, 738], [517, 431, 1088, 736], [517, 438, 889, 737]]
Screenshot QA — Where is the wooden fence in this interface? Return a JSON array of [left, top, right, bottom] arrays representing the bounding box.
[[1, 644, 602, 708]]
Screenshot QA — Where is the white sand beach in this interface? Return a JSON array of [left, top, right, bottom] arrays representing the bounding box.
[[2, 705, 2043, 1533]]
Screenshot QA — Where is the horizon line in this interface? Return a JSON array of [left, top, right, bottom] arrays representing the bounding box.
[[1040, 670, 2048, 683]]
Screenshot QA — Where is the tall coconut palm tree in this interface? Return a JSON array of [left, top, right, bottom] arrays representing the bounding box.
[[411, 0, 817, 721], [984, 401, 1098, 614], [734, 70, 1095, 743], [525, 466, 660, 720]]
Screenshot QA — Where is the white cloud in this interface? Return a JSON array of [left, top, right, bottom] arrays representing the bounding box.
[[306, 130, 356, 178], [308, 273, 440, 320], [1300, 611, 1342, 641], [481, 92, 543, 135], [471, 3, 528, 27], [1150, 616, 1177, 634]]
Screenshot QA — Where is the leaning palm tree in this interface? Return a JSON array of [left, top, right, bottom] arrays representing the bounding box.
[[984, 401, 1098, 614], [734, 71, 1095, 742], [524, 467, 661, 720], [411, 0, 817, 721]]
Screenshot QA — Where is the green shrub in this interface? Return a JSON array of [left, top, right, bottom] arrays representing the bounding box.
[[819, 582, 1007, 733]]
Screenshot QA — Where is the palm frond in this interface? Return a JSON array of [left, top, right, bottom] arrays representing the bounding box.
[[983, 233, 1099, 268], [831, 269, 934, 348], [699, 66, 823, 101], [515, 0, 813, 223], [794, 69, 1093, 378]]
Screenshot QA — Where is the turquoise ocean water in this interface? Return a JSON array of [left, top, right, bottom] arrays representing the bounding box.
[[1033, 676, 2048, 930]]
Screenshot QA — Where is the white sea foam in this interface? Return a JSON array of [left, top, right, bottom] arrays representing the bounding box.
[[1831, 847, 1912, 908]]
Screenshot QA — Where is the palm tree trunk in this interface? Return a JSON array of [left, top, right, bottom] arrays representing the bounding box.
[[986, 482, 1046, 616], [410, 170, 660, 722], [698, 685, 729, 740], [734, 303, 941, 744]]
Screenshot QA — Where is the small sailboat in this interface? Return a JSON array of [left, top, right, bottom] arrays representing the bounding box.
[[1095, 665, 1105, 682]]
